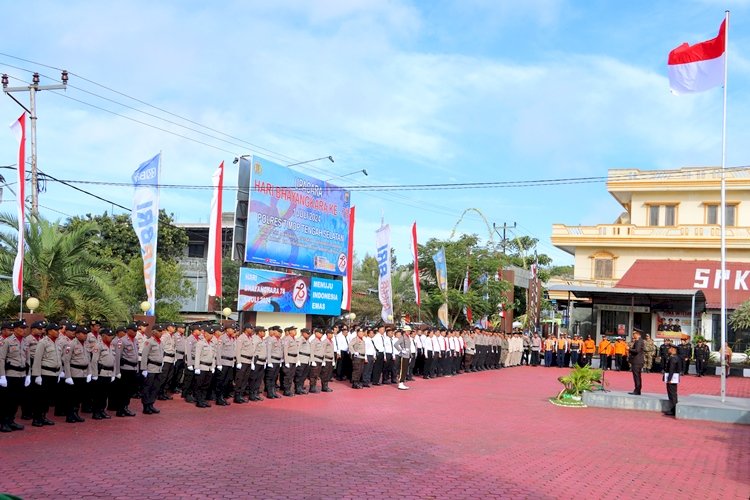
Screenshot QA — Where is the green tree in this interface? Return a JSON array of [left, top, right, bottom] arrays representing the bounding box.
[[729, 300, 750, 331], [0, 214, 130, 322]]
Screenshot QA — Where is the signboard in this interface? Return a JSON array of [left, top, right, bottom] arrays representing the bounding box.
[[237, 268, 342, 316], [655, 311, 691, 339], [243, 155, 351, 276]]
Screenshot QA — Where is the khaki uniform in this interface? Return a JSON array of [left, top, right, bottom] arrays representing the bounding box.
[[140, 337, 164, 408], [30, 336, 61, 423], [264, 335, 283, 398], [321, 338, 335, 391], [194, 337, 216, 406], [61, 339, 91, 419], [248, 334, 267, 400], [348, 337, 366, 388], [214, 333, 235, 404], [308, 337, 325, 392], [294, 337, 311, 394], [233, 333, 254, 402], [91, 338, 118, 416]]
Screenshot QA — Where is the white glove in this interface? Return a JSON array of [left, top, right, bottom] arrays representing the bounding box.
[[60, 371, 65, 378], [296, 362, 300, 367], [142, 370, 148, 377], [250, 363, 255, 371], [24, 375, 31, 387], [35, 376, 42, 386], [236, 363, 242, 369], [188, 366, 193, 371], [285, 363, 290, 368], [195, 369, 200, 375], [0, 376, 6, 387], [116, 373, 121, 379], [65, 377, 74, 385], [216, 365, 222, 371], [311, 362, 317, 367], [211, 367, 215, 373], [92, 376, 98, 381], [86, 374, 92, 383], [110, 376, 115, 382]]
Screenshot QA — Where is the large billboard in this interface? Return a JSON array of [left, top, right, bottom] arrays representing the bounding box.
[[243, 155, 351, 276], [237, 267, 342, 316]]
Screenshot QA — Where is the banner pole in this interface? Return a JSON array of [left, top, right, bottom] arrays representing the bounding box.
[[719, 10, 729, 403]]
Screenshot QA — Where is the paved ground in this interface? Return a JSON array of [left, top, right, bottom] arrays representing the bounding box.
[[2, 367, 749, 499]]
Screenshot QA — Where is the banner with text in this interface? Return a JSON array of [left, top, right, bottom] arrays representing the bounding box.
[[131, 153, 160, 315], [376, 224, 393, 323], [237, 267, 342, 316], [244, 155, 351, 276]]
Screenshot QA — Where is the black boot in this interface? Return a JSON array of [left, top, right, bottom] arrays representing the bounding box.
[[149, 404, 160, 414], [322, 382, 333, 393]]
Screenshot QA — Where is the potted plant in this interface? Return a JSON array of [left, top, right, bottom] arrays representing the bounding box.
[[551, 365, 604, 406]]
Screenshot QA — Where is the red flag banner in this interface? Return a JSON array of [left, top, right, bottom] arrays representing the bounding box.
[[668, 19, 726, 94], [207, 161, 224, 299], [9, 113, 25, 297]]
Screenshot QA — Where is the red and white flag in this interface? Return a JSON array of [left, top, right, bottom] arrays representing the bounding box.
[[410, 221, 420, 306], [206, 161, 224, 299], [668, 19, 726, 94], [462, 268, 472, 324], [341, 206, 355, 310], [9, 113, 25, 297]]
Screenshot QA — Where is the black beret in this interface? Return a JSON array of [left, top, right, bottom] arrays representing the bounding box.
[[1, 320, 13, 329], [242, 323, 254, 330], [190, 324, 202, 332], [100, 328, 113, 336], [115, 326, 127, 334], [126, 323, 138, 331], [45, 323, 59, 332], [31, 320, 47, 329], [300, 328, 310, 334], [152, 324, 164, 331], [13, 319, 27, 329]]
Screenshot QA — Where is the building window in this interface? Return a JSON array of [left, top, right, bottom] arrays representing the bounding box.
[[706, 204, 737, 226], [647, 204, 677, 226], [594, 258, 613, 279], [188, 242, 205, 258]]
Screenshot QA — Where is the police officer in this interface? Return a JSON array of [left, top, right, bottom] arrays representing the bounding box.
[[264, 326, 283, 399], [248, 326, 267, 401], [348, 328, 366, 389], [169, 323, 187, 394], [157, 322, 176, 401], [91, 327, 118, 420], [308, 328, 324, 393], [321, 330, 335, 393], [140, 323, 165, 414], [677, 338, 693, 376], [193, 326, 217, 408], [694, 339, 710, 377], [281, 326, 299, 397], [114, 324, 139, 417], [233, 323, 255, 403], [295, 328, 312, 395], [0, 319, 30, 432], [214, 323, 237, 406], [61, 325, 92, 423], [181, 324, 202, 403], [21, 320, 45, 419], [30, 323, 61, 426]]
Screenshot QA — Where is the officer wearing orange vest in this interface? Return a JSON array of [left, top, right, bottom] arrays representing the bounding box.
[[598, 337, 612, 371], [569, 335, 583, 367], [582, 335, 596, 366], [614, 337, 628, 371]]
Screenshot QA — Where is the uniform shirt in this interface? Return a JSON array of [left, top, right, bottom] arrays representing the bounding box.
[[23, 334, 41, 365], [531, 336, 542, 351], [463, 335, 475, 354], [0, 334, 29, 377], [310, 337, 325, 365], [323, 338, 335, 365], [235, 333, 255, 363], [174, 333, 187, 361], [297, 337, 311, 364], [216, 334, 236, 367], [161, 331, 176, 363], [383, 335, 394, 354], [118, 335, 139, 371], [251, 334, 267, 365], [31, 336, 61, 377], [62, 338, 92, 378], [419, 334, 429, 352], [412, 334, 422, 350], [140, 337, 165, 373], [85, 332, 100, 353], [556, 338, 569, 352], [348, 337, 366, 359], [431, 335, 441, 355], [135, 331, 147, 358], [364, 336, 376, 357], [282, 334, 299, 365], [266, 336, 283, 364], [186, 333, 200, 367], [194, 337, 216, 370], [92, 338, 120, 378], [393, 334, 412, 358]]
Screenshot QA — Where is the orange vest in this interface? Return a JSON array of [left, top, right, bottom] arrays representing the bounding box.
[[614, 341, 627, 355], [583, 339, 596, 354], [598, 340, 610, 354]]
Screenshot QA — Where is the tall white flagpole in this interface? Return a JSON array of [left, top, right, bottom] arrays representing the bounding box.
[[719, 10, 729, 403]]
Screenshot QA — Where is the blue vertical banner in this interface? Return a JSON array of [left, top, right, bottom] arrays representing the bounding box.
[[131, 153, 160, 315], [432, 247, 449, 327], [376, 224, 393, 323]]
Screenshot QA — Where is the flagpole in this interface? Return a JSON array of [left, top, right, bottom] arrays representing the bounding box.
[[719, 10, 729, 403]]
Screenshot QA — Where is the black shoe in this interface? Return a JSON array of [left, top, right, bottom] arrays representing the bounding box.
[[352, 384, 361, 389], [663, 411, 676, 416], [66, 416, 79, 423], [149, 405, 160, 414], [628, 391, 641, 396], [100, 412, 111, 420], [196, 402, 211, 408], [372, 383, 381, 386], [92, 412, 105, 420], [283, 391, 293, 397], [32, 419, 45, 427], [0, 423, 12, 432], [42, 418, 55, 426], [21, 414, 32, 420], [73, 413, 85, 423], [157, 395, 171, 401], [116, 411, 127, 417], [309, 388, 320, 394], [322, 387, 333, 393], [124, 408, 136, 417], [234, 397, 247, 404], [215, 400, 229, 406], [184, 396, 196, 404]]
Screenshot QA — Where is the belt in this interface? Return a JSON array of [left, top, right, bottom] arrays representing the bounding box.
[[121, 359, 137, 367], [314, 356, 324, 360], [221, 356, 234, 361], [271, 357, 282, 361], [287, 354, 298, 358], [43, 365, 61, 371], [256, 357, 267, 363], [176, 350, 185, 355], [4, 362, 26, 371], [97, 364, 114, 370], [164, 352, 175, 357], [147, 360, 162, 366], [70, 363, 89, 370], [241, 356, 254, 362]]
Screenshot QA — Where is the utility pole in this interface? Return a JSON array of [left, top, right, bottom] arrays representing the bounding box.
[[2, 71, 69, 216], [493, 222, 516, 254]]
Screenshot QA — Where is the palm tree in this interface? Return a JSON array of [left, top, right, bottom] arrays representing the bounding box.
[[0, 213, 130, 323]]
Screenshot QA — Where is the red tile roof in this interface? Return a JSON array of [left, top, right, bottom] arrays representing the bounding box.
[[616, 259, 750, 309]]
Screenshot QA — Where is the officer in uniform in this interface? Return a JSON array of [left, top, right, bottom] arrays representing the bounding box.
[[294, 328, 312, 395], [321, 330, 335, 392], [264, 326, 283, 399], [393, 326, 412, 390], [157, 322, 176, 401], [181, 324, 202, 403], [348, 328, 366, 389], [628, 329, 645, 395], [140, 323, 165, 414], [233, 323, 255, 403], [91, 327, 118, 420], [643, 334, 656, 372], [20, 320, 45, 419], [308, 328, 324, 393], [279, 326, 299, 397], [0, 319, 30, 432], [214, 323, 237, 405], [30, 322, 61, 427], [114, 324, 139, 417], [169, 323, 187, 394], [248, 326, 267, 401], [54, 321, 75, 416], [61, 325, 92, 423], [193, 326, 217, 408], [677, 338, 693, 376], [694, 338, 710, 377]]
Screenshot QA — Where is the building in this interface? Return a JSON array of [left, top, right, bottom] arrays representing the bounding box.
[[550, 166, 750, 349]]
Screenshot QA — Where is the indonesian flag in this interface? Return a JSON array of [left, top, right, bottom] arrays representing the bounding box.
[[206, 161, 224, 299], [668, 19, 726, 95], [9, 113, 25, 297], [410, 221, 420, 306]]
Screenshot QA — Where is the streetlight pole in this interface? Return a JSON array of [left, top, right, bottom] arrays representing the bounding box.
[[2, 71, 69, 216]]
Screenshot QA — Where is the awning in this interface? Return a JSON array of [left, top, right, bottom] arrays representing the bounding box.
[[547, 284, 706, 311], [617, 259, 750, 309]]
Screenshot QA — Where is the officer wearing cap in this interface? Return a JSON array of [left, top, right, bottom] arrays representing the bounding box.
[[321, 330, 335, 393], [169, 323, 187, 395], [113, 324, 138, 417], [140, 324, 165, 414], [264, 326, 283, 399], [280, 326, 300, 397], [30, 323, 61, 427], [193, 325, 217, 408], [53, 322, 75, 417], [213, 323, 237, 406], [348, 328, 366, 389], [308, 328, 324, 393], [233, 323, 254, 403], [294, 328, 312, 395], [0, 320, 30, 432], [248, 326, 268, 401], [157, 322, 177, 401], [61, 325, 92, 423], [181, 324, 202, 403], [90, 327, 118, 420], [21, 320, 46, 419]]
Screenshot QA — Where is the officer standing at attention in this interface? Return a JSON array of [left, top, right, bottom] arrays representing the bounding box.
[[294, 328, 312, 395], [628, 329, 645, 396], [280, 326, 299, 397], [393, 326, 412, 390], [62, 326, 92, 423], [214, 323, 237, 406], [0, 320, 30, 432], [248, 326, 267, 401], [321, 330, 336, 393], [264, 326, 283, 399], [30, 323, 61, 427], [694, 338, 710, 377], [348, 328, 366, 389], [114, 324, 139, 417], [140, 323, 165, 414], [169, 323, 187, 395], [308, 328, 324, 393], [21, 320, 45, 420], [181, 325, 202, 404], [157, 322, 176, 401], [233, 323, 255, 403], [193, 326, 217, 408], [90, 327, 118, 420], [663, 345, 682, 417]]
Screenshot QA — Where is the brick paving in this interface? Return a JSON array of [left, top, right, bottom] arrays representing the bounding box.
[[1, 367, 749, 499]]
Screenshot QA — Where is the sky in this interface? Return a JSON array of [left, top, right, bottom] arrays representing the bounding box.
[[1, 0, 749, 268]]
